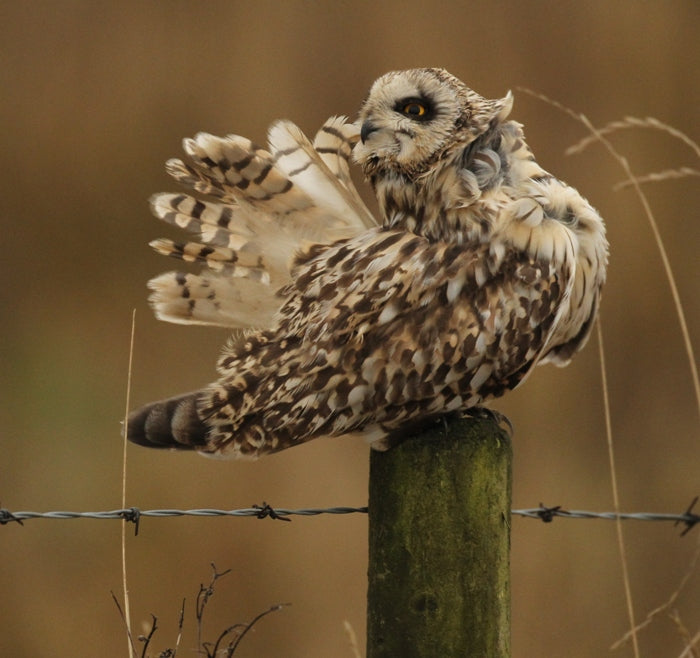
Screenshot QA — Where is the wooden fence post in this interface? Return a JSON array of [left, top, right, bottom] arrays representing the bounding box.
[[367, 416, 512, 657]]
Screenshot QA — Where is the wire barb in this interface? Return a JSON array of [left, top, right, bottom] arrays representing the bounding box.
[[675, 496, 700, 537], [0, 508, 24, 526], [119, 507, 141, 535], [536, 503, 562, 523], [512, 502, 700, 536], [253, 502, 292, 522]]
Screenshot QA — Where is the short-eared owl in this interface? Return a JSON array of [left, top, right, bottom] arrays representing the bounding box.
[[127, 68, 608, 458]]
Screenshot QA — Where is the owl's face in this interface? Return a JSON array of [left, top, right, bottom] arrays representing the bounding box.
[[353, 68, 465, 177], [354, 68, 513, 180]]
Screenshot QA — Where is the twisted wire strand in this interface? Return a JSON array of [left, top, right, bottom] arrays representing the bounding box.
[[1, 500, 697, 535]]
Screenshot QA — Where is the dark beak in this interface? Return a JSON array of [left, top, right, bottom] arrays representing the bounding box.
[[360, 121, 378, 144]]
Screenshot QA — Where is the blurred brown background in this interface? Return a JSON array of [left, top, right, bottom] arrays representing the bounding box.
[[1, 2, 698, 656]]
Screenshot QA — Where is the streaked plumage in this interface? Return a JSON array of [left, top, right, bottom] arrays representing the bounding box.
[[127, 68, 608, 458]]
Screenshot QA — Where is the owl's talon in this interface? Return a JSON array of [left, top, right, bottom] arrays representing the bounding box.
[[462, 407, 514, 437]]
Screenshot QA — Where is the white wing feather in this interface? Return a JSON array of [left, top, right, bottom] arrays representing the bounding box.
[[147, 117, 377, 329]]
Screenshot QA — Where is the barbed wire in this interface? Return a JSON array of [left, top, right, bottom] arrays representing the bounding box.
[[1, 497, 697, 536]]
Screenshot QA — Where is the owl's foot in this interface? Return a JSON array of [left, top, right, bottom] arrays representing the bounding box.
[[462, 406, 513, 437]]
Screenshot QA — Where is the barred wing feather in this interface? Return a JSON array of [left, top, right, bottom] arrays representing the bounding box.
[[147, 117, 376, 329]]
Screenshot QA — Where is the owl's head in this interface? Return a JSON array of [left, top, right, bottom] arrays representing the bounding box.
[[354, 68, 513, 179]]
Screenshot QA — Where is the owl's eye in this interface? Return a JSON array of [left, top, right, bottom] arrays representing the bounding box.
[[396, 98, 432, 121], [403, 102, 426, 117]]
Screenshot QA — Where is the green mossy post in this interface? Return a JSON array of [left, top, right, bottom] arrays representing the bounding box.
[[367, 416, 512, 657]]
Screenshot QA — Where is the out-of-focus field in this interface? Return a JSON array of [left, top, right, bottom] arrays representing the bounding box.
[[1, 3, 698, 656]]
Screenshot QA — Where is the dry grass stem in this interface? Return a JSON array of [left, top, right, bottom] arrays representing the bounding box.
[[677, 629, 700, 658], [611, 535, 700, 650], [519, 88, 700, 421], [566, 116, 700, 159], [670, 609, 700, 658], [343, 620, 362, 658], [121, 309, 137, 657], [521, 85, 700, 657], [597, 320, 640, 658], [174, 599, 185, 656], [613, 167, 700, 190]]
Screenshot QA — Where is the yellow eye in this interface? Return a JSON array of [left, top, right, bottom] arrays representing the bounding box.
[[403, 102, 427, 117]]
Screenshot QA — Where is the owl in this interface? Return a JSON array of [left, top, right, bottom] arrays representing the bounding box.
[[127, 68, 608, 458]]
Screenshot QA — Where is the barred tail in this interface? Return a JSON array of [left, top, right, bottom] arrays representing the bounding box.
[[126, 392, 209, 451]]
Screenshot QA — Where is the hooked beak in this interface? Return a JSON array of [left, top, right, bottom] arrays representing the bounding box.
[[360, 120, 379, 144]]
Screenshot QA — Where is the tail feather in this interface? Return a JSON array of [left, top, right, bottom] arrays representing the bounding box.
[[126, 392, 208, 450]]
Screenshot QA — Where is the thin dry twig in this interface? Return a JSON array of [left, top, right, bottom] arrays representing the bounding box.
[[110, 590, 139, 657], [138, 614, 159, 658], [226, 603, 290, 656], [196, 563, 232, 651], [193, 564, 287, 657], [117, 564, 286, 656]]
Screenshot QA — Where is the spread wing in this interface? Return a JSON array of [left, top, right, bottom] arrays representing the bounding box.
[[146, 117, 376, 329]]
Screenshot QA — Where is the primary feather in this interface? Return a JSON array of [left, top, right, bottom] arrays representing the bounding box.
[[147, 117, 374, 329]]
